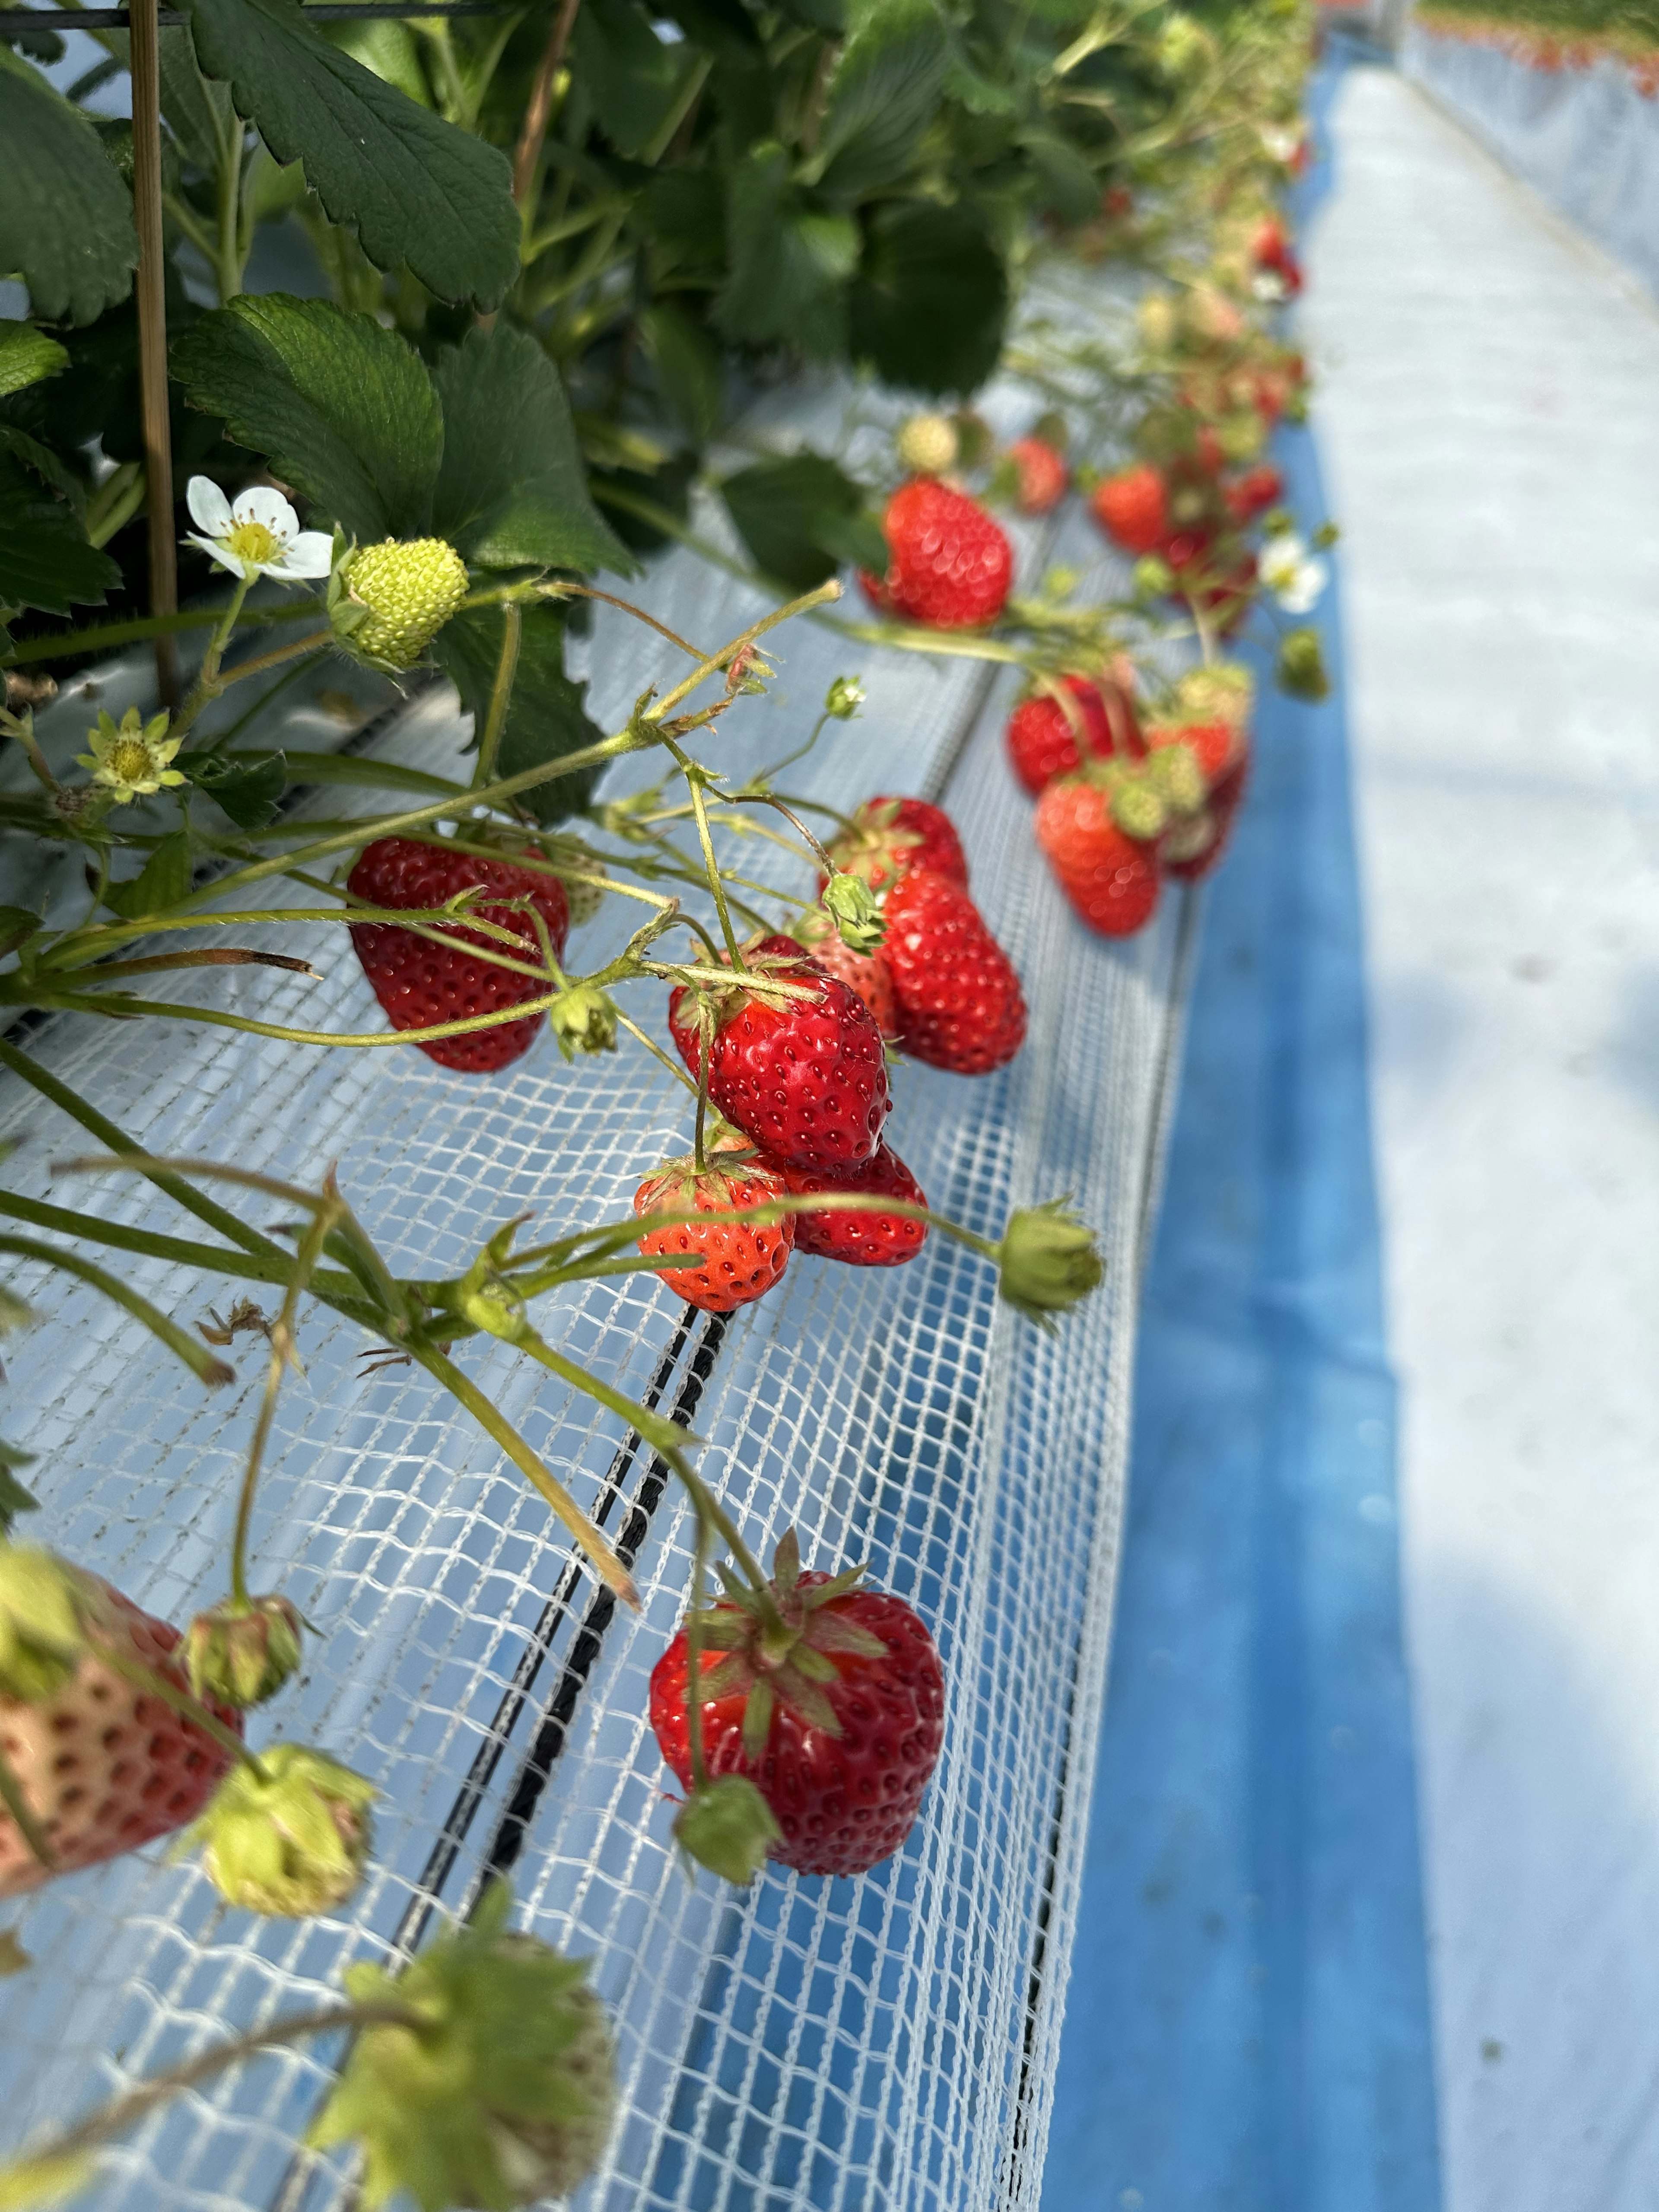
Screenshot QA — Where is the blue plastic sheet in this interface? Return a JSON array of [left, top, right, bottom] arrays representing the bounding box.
[[1038, 72, 1443, 2205]]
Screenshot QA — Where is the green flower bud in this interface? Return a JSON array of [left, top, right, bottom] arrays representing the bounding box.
[[896, 413, 958, 476], [186, 1742, 375, 1917], [310, 1880, 617, 2212], [549, 983, 618, 1062], [185, 1595, 303, 1712], [821, 871, 887, 955], [0, 1546, 86, 1703], [1278, 626, 1331, 702], [332, 539, 469, 671], [673, 1774, 783, 1887], [824, 675, 866, 721], [998, 1200, 1105, 1326]]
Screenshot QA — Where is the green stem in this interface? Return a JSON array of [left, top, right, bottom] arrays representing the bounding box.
[[0, 1187, 368, 1305], [215, 123, 243, 304], [684, 1496, 711, 1790], [471, 601, 521, 791], [665, 739, 744, 969], [0, 1233, 236, 1392], [0, 1742, 54, 1872], [1, 600, 318, 672], [171, 575, 253, 742], [613, 1011, 698, 1098]]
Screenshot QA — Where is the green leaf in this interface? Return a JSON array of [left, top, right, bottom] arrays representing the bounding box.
[[178, 0, 518, 306], [156, 22, 239, 171], [0, 424, 85, 524], [432, 605, 605, 827], [0, 323, 67, 404], [180, 749, 287, 829], [0, 909, 43, 959], [849, 201, 1007, 396], [0, 446, 119, 617], [322, 14, 432, 108], [431, 326, 634, 577], [0, 1443, 38, 1537], [641, 305, 724, 450], [104, 831, 194, 921], [715, 144, 856, 354], [172, 295, 442, 541], [570, 0, 691, 157], [0, 50, 137, 325], [815, 0, 948, 201], [720, 451, 871, 592], [1024, 130, 1100, 226]]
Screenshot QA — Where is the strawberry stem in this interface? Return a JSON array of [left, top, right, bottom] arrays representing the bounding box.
[[470, 600, 521, 791], [0, 1742, 55, 1872], [664, 738, 746, 972], [0, 1233, 235, 1393]]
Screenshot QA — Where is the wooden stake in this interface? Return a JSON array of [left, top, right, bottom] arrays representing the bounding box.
[[128, 0, 180, 707]]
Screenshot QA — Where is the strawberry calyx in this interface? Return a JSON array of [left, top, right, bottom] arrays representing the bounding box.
[[0, 1544, 89, 1702], [1074, 756, 1170, 843], [185, 1594, 303, 1711]]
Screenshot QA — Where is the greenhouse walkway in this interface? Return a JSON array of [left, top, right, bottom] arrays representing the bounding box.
[[1041, 46, 1659, 2212]]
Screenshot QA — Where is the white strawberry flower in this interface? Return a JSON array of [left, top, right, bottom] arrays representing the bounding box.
[[1252, 269, 1290, 304], [1261, 124, 1303, 164], [1260, 532, 1327, 616], [184, 477, 333, 584]]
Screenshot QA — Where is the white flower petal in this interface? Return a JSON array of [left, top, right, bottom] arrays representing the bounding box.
[[186, 477, 233, 536], [187, 532, 247, 578], [277, 531, 336, 579], [235, 484, 300, 543]]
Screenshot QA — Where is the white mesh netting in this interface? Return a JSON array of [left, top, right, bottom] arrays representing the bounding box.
[[0, 339, 1194, 2212]]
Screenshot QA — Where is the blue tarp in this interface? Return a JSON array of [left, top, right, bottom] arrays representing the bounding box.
[[1038, 67, 1443, 2212]]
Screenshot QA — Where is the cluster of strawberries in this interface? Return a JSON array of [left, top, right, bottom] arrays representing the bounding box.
[[636, 796, 1024, 1315], [1006, 661, 1256, 938]]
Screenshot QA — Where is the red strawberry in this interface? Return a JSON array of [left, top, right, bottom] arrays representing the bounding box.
[[1224, 463, 1284, 524], [883, 870, 1027, 1074], [764, 1142, 928, 1268], [1007, 436, 1068, 515], [634, 1153, 794, 1313], [792, 916, 898, 1040], [347, 836, 569, 1073], [1091, 464, 1168, 555], [0, 1567, 242, 1899], [668, 936, 890, 1171], [1005, 675, 1116, 797], [861, 479, 1012, 629], [1035, 779, 1161, 937], [1146, 717, 1239, 784], [822, 796, 969, 898], [649, 1538, 945, 1878], [1165, 747, 1251, 882]]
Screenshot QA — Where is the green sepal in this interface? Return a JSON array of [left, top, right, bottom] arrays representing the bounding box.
[[997, 1199, 1104, 1326], [822, 871, 886, 954], [672, 1774, 781, 1887], [0, 1545, 86, 1702], [184, 1740, 375, 1917]]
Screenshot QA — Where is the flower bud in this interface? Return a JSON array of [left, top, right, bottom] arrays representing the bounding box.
[[549, 982, 619, 1062], [310, 1880, 617, 2211], [1278, 626, 1330, 702], [332, 539, 469, 671], [824, 675, 865, 721], [821, 871, 886, 956], [896, 413, 958, 477], [0, 1546, 87, 1703], [186, 1742, 375, 1917], [998, 1200, 1105, 1325], [185, 1595, 303, 1711], [673, 1774, 783, 1887]]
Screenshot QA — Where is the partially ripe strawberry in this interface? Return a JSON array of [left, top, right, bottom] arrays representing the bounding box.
[[650, 1535, 945, 1879], [635, 1154, 794, 1313], [763, 1142, 928, 1268], [668, 936, 890, 1171], [1146, 717, 1239, 785], [1165, 747, 1251, 881], [1224, 463, 1284, 524], [792, 914, 898, 1039], [1092, 464, 1168, 555], [821, 795, 969, 900], [0, 1559, 242, 1899], [348, 836, 569, 1073], [1005, 675, 1118, 797], [1035, 779, 1161, 937], [1007, 435, 1068, 515], [884, 870, 1027, 1074], [861, 479, 1012, 629]]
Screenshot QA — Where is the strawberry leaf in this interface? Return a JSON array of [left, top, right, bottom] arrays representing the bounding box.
[[814, 0, 949, 202], [179, 750, 288, 831], [0, 443, 119, 619], [104, 832, 194, 922], [0, 51, 138, 326], [849, 202, 1007, 397], [714, 144, 857, 354], [178, 0, 518, 307], [431, 604, 606, 828], [720, 451, 872, 593], [431, 326, 635, 578], [0, 321, 67, 405], [172, 296, 443, 542]]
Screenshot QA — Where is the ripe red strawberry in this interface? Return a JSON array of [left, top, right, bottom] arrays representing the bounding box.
[[649, 1538, 945, 1878], [1223, 463, 1284, 525], [1005, 675, 1118, 797], [792, 915, 897, 1040], [1165, 747, 1251, 882], [347, 837, 569, 1073], [668, 935, 890, 1171], [0, 1570, 242, 1899], [1091, 464, 1168, 555], [634, 1153, 794, 1313], [763, 1142, 928, 1268], [821, 796, 968, 898], [861, 479, 1012, 629], [1035, 779, 1161, 937], [1252, 218, 1304, 294], [883, 869, 1027, 1074], [1007, 435, 1068, 515]]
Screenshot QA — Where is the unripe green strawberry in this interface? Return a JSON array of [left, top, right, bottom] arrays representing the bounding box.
[[1108, 774, 1167, 843], [335, 539, 468, 670], [185, 1595, 303, 1711], [185, 1741, 374, 1916], [896, 412, 958, 475]]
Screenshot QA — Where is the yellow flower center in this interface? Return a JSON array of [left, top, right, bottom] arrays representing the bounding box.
[[226, 520, 282, 566], [110, 738, 153, 784]]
